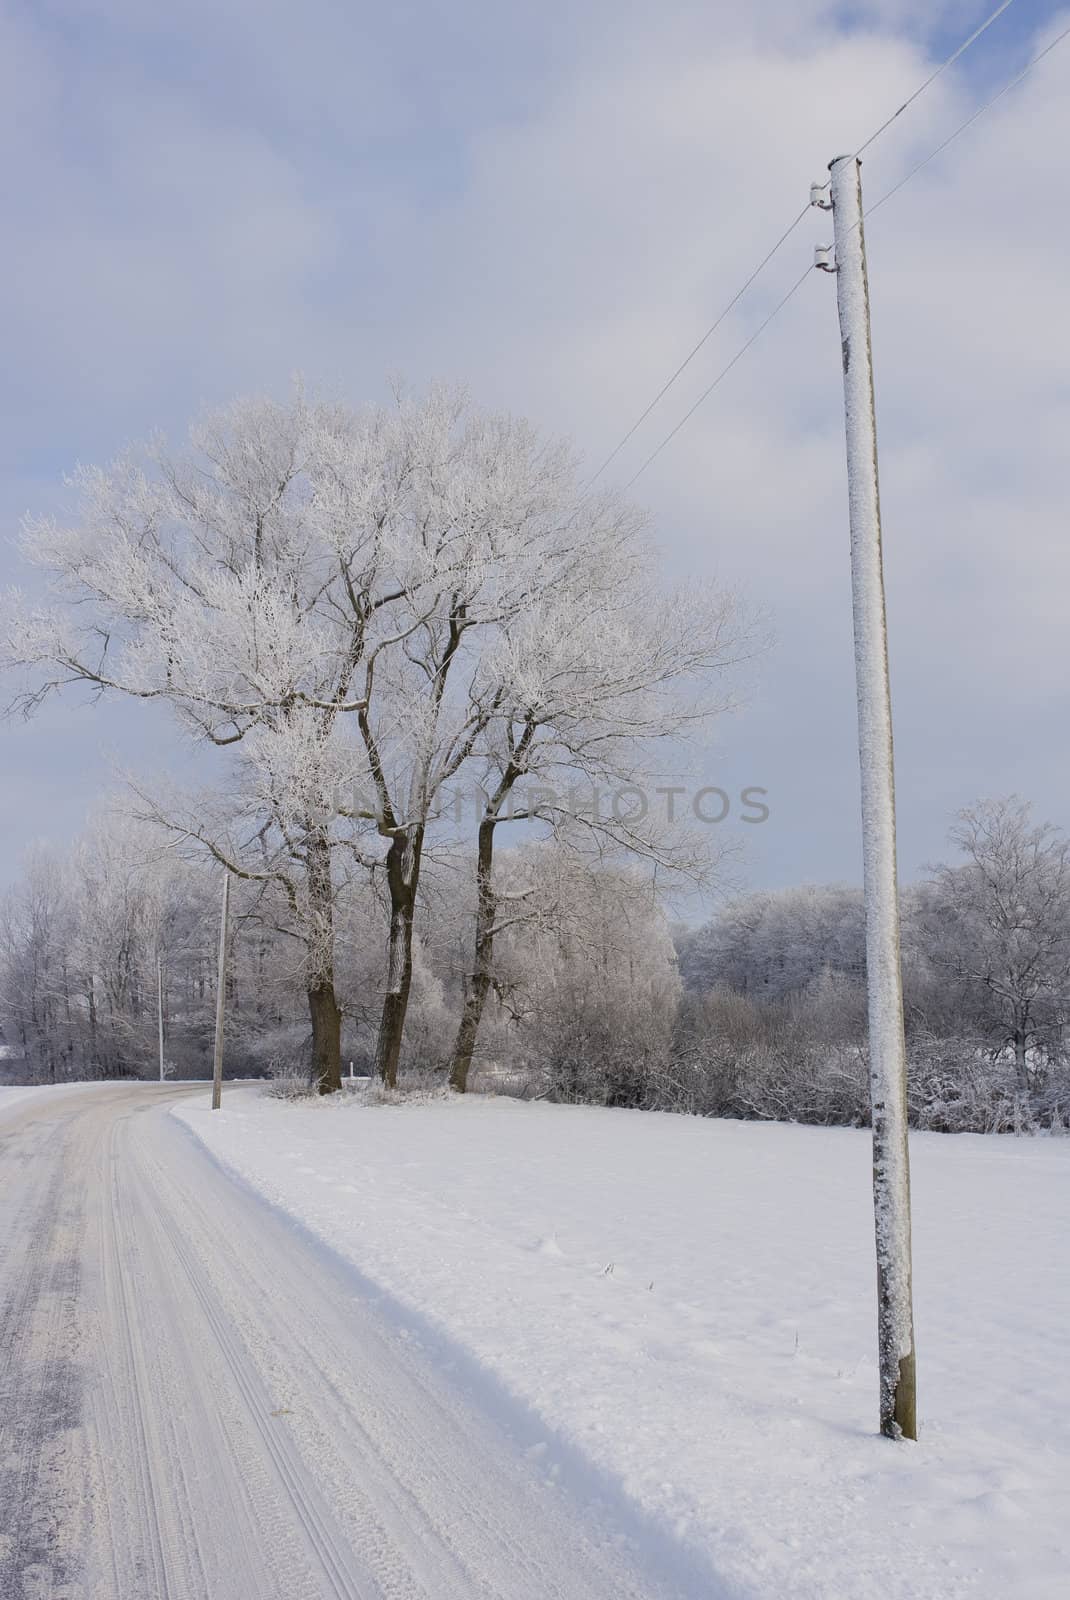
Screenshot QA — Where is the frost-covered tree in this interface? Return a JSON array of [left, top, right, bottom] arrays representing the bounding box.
[[4, 385, 655, 1090], [4, 390, 378, 1088], [0, 815, 220, 1082], [921, 798, 1070, 1093], [0, 846, 77, 1082], [445, 559, 747, 1091], [486, 847, 681, 1106], [679, 884, 866, 1000], [340, 397, 651, 1087]]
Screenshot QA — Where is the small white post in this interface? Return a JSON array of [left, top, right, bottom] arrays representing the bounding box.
[[157, 953, 166, 1083], [826, 153, 917, 1440], [211, 871, 231, 1111]]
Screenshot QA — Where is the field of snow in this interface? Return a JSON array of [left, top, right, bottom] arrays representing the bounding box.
[[176, 1089, 1069, 1600], [0, 1080, 115, 1123]]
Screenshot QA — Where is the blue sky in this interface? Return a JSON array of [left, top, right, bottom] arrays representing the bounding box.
[[3, 0, 1069, 904]]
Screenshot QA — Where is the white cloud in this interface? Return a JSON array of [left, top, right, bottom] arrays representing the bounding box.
[[2, 1, 1068, 893]]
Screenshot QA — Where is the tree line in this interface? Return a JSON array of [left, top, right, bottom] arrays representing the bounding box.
[[0, 813, 679, 1101], [4, 792, 1068, 1135], [675, 797, 1070, 1132]]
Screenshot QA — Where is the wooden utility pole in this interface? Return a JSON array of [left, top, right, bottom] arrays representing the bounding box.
[[817, 153, 917, 1439], [156, 953, 166, 1083], [211, 871, 231, 1111]]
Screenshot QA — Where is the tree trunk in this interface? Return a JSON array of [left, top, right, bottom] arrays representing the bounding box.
[[305, 826, 342, 1094], [449, 816, 497, 1093], [1013, 1027, 1030, 1095], [307, 979, 342, 1095], [373, 827, 423, 1089]]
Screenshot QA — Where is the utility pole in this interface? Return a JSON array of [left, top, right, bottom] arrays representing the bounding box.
[[211, 870, 231, 1111], [156, 953, 166, 1083], [815, 154, 917, 1440]]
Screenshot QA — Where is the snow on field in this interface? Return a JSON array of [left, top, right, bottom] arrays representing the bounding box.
[[176, 1090, 1070, 1600], [0, 1080, 113, 1122], [0, 1085, 54, 1120]]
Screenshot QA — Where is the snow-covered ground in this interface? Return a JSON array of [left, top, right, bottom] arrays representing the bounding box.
[[0, 1080, 113, 1122], [177, 1090, 1070, 1600]]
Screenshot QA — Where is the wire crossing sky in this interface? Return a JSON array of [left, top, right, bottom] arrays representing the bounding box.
[[587, 0, 1024, 490], [619, 4, 1070, 488]]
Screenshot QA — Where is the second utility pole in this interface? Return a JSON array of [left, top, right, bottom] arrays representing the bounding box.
[[211, 870, 231, 1111], [819, 153, 917, 1440], [157, 953, 166, 1083]]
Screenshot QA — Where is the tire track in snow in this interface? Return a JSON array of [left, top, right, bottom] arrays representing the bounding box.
[[2, 1086, 702, 1600], [95, 1120, 175, 1599], [139, 1111, 683, 1600], [88, 1098, 323, 1600], [144, 1194, 373, 1599], [0, 1126, 84, 1598]]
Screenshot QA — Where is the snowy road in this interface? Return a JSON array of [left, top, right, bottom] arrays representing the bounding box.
[[0, 1086, 692, 1600]]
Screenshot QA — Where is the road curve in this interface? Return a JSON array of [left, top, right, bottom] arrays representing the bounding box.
[[0, 1085, 691, 1600]]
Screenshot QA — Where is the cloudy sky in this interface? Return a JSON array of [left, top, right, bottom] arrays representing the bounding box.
[[2, 0, 1068, 901]]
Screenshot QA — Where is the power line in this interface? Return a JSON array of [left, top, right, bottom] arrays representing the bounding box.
[[585, 203, 811, 486], [618, 13, 1069, 493], [587, 0, 1021, 488], [623, 265, 814, 490], [865, 17, 1070, 218], [855, 0, 1018, 156]]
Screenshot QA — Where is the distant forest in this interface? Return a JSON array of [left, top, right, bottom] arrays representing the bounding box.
[[4, 795, 1068, 1134]]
